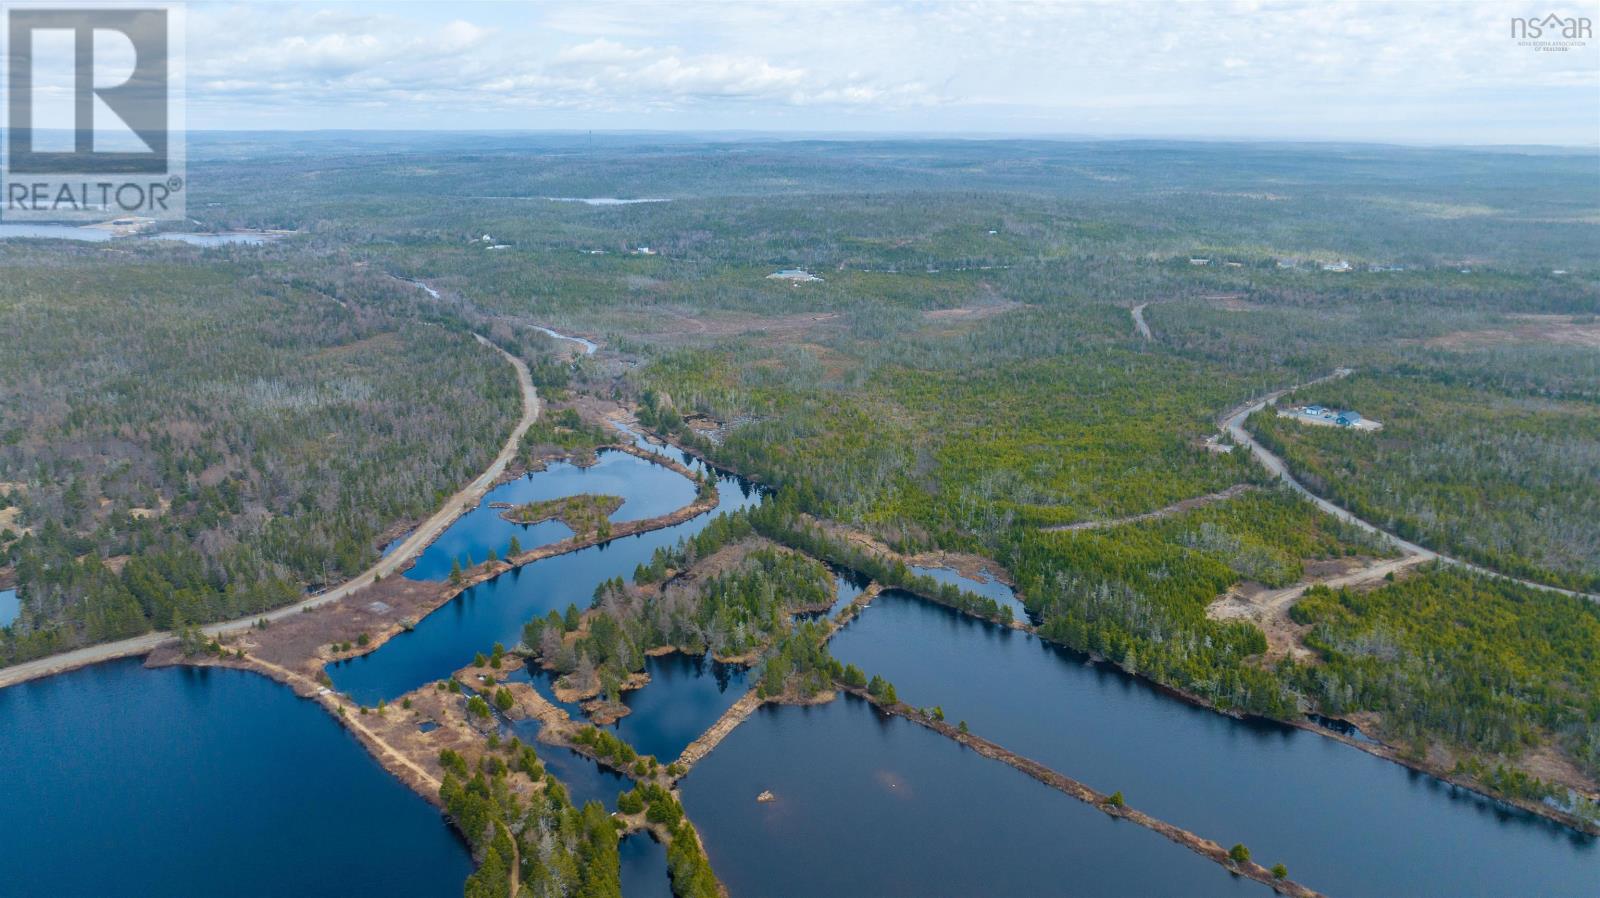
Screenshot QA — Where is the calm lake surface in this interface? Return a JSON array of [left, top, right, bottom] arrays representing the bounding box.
[[827, 569, 868, 617], [8, 430, 1576, 897], [330, 468, 760, 705], [828, 591, 1599, 897], [906, 562, 1028, 620], [509, 717, 632, 812], [0, 658, 471, 897], [0, 588, 18, 627], [527, 651, 752, 763], [681, 695, 1260, 898], [404, 450, 697, 582], [619, 833, 674, 898]]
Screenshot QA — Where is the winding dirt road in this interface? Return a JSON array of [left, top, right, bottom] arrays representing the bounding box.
[[1043, 484, 1255, 533], [0, 334, 541, 690], [1224, 369, 1598, 603], [1131, 302, 1153, 340]]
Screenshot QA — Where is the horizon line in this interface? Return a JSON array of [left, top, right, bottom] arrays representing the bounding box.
[[163, 127, 1600, 153]]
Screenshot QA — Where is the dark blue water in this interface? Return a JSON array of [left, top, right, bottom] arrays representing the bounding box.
[[829, 591, 1599, 897], [525, 664, 588, 719], [331, 473, 762, 705], [525, 652, 749, 762], [380, 532, 412, 557], [619, 832, 674, 898], [508, 718, 630, 811], [608, 653, 750, 762], [681, 695, 1259, 898], [609, 421, 708, 477], [828, 569, 868, 617], [0, 588, 18, 627], [0, 658, 471, 897], [404, 450, 696, 581], [906, 562, 1028, 620]]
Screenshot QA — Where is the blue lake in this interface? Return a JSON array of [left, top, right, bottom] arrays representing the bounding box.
[[681, 695, 1260, 898], [827, 569, 868, 617], [330, 470, 761, 705], [827, 590, 1599, 897], [0, 588, 18, 627], [906, 562, 1028, 621], [380, 531, 413, 557], [403, 450, 697, 582], [509, 717, 630, 812], [527, 651, 752, 763], [7, 424, 1584, 898], [0, 658, 471, 897], [619, 832, 674, 898]]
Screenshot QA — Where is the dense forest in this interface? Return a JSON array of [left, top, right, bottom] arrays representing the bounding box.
[[1250, 372, 1600, 591], [1008, 487, 1388, 717], [0, 248, 520, 664], [4, 133, 1597, 824], [525, 538, 834, 701], [437, 734, 719, 898], [1286, 567, 1600, 802]]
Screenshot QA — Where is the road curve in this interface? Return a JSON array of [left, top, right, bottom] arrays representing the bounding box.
[[1131, 303, 1153, 340], [1224, 369, 1598, 603], [0, 334, 541, 690]]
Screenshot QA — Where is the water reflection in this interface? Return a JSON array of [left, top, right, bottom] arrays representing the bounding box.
[[330, 473, 761, 705], [0, 659, 471, 896], [828, 590, 1597, 897], [681, 695, 1257, 898], [404, 450, 695, 581]]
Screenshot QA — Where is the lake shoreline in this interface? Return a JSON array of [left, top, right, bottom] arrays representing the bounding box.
[[839, 684, 1326, 898], [759, 490, 1600, 837], [574, 417, 1600, 836]]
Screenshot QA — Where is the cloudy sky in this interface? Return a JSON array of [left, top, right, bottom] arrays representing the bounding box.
[[173, 1, 1597, 144]]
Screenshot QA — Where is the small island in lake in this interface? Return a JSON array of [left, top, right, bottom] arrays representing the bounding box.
[[501, 493, 624, 536]]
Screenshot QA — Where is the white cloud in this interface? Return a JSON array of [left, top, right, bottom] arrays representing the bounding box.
[[178, 1, 1598, 144]]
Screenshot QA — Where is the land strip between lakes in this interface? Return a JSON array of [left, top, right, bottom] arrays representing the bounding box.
[[839, 685, 1325, 898], [160, 463, 719, 689], [655, 570, 1325, 897], [0, 335, 540, 691]]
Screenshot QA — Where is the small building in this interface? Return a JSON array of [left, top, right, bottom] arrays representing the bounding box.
[[1281, 404, 1381, 432], [1188, 258, 1211, 266], [1321, 260, 1352, 272], [767, 269, 823, 283]]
